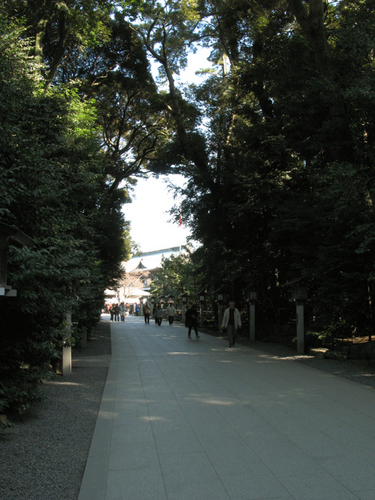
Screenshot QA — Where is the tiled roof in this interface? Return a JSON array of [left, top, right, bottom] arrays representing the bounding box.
[[124, 246, 185, 273]]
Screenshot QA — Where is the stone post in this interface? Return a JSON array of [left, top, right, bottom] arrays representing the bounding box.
[[293, 286, 308, 355], [62, 311, 72, 376], [296, 300, 305, 355], [249, 302, 256, 341], [247, 292, 258, 341]]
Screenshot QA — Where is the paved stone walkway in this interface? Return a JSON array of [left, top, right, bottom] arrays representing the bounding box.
[[78, 315, 375, 500]]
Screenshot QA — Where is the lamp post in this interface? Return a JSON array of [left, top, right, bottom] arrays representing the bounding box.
[[196, 291, 206, 328], [166, 294, 174, 304], [150, 297, 155, 318], [140, 296, 147, 316], [159, 296, 165, 313], [247, 291, 258, 341], [214, 288, 226, 332], [179, 293, 188, 323]]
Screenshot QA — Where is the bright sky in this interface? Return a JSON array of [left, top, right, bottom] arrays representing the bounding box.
[[123, 175, 190, 253], [123, 49, 212, 253]]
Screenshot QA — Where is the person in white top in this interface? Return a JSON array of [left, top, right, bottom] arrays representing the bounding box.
[[166, 304, 176, 325], [221, 301, 241, 348]]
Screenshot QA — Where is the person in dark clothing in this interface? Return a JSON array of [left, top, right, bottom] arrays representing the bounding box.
[[185, 304, 200, 339], [114, 303, 120, 322], [153, 303, 158, 324], [144, 302, 151, 324]]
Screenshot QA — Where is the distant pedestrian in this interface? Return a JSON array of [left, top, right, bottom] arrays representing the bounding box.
[[185, 304, 199, 339], [155, 304, 164, 326], [153, 303, 158, 324], [144, 302, 151, 324], [110, 303, 114, 322], [114, 303, 120, 322], [221, 300, 241, 348], [119, 302, 125, 322], [166, 303, 176, 325]]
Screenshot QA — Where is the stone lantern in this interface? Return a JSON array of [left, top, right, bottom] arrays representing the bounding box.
[[0, 222, 35, 297], [166, 294, 174, 304], [179, 293, 188, 323], [196, 290, 207, 328], [285, 279, 308, 354], [150, 296, 156, 317], [214, 287, 227, 332]]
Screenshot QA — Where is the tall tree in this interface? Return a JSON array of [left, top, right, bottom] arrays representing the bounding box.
[[0, 18, 131, 412], [1, 0, 115, 86], [164, 0, 375, 332]]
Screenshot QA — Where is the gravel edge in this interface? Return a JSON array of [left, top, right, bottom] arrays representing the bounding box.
[[0, 320, 111, 500]]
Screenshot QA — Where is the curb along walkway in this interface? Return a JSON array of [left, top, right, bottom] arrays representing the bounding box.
[[78, 315, 375, 500]]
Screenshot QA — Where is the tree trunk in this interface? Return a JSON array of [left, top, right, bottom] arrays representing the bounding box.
[[288, 0, 333, 80]]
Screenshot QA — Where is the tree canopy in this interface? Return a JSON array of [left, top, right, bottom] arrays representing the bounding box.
[[127, 0, 375, 338], [2, 0, 375, 414]]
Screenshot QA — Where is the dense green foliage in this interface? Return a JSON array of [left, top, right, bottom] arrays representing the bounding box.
[[0, 16, 138, 413], [128, 0, 375, 340], [2, 0, 375, 414], [150, 249, 204, 301]]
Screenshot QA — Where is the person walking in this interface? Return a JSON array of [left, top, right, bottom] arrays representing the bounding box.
[[153, 303, 158, 324], [166, 303, 176, 325], [185, 304, 200, 339], [119, 302, 126, 322], [221, 300, 241, 348], [114, 303, 120, 322], [155, 304, 164, 326], [144, 302, 151, 324]]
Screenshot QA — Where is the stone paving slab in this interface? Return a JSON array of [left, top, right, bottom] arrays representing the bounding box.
[[78, 316, 375, 500]]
